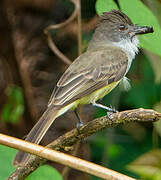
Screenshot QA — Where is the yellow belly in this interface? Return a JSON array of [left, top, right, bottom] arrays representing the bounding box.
[[56, 81, 120, 118], [78, 81, 119, 105]]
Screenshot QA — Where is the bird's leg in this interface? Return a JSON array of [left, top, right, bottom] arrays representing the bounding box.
[[93, 102, 117, 112], [74, 108, 84, 128], [92, 102, 118, 119]]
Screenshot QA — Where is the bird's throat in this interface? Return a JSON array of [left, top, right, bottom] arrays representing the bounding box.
[[112, 36, 139, 74], [112, 36, 139, 60]]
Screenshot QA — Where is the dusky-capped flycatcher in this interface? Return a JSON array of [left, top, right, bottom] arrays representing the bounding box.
[[14, 10, 154, 166]]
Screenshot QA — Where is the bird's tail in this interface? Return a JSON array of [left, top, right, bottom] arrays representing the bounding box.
[[13, 105, 60, 166]]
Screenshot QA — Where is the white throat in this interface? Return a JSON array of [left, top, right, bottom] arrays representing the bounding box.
[[112, 36, 139, 73]]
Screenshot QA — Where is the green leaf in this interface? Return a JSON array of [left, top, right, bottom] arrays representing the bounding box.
[[154, 102, 161, 137], [1, 103, 12, 121], [2, 85, 24, 124], [26, 165, 63, 180], [127, 149, 161, 180], [10, 105, 24, 123], [0, 145, 17, 179], [107, 144, 123, 158], [0, 145, 62, 180], [95, 0, 161, 56]]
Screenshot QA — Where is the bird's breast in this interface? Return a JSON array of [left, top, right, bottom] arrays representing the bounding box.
[[56, 81, 120, 118], [75, 81, 120, 105]]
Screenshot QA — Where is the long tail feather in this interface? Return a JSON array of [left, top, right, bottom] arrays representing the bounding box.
[[13, 105, 60, 166]]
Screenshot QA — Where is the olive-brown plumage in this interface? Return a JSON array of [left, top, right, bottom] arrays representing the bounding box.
[[13, 10, 153, 166]]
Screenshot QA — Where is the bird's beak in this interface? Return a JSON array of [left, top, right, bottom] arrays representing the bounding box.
[[130, 25, 154, 35]]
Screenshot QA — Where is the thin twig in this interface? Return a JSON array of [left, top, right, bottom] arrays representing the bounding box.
[[46, 34, 72, 65], [77, 0, 82, 55], [7, 108, 161, 179], [58, 15, 98, 37], [45, 0, 79, 32], [6, 8, 39, 120], [44, 0, 80, 65]]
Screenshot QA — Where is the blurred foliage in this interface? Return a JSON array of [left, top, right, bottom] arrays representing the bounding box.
[[0, 145, 16, 179], [1, 85, 24, 124], [127, 149, 161, 180], [122, 54, 161, 109], [96, 0, 161, 57], [26, 165, 62, 180], [89, 128, 153, 179], [0, 145, 62, 180]]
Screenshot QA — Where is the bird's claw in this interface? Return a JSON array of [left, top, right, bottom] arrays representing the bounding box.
[[109, 105, 118, 113], [107, 112, 113, 120], [76, 121, 84, 129], [107, 106, 118, 120]]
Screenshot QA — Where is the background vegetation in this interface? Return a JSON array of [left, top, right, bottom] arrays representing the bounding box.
[[0, 0, 161, 179]]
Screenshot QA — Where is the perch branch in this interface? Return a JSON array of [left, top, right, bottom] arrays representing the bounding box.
[[7, 108, 161, 179]]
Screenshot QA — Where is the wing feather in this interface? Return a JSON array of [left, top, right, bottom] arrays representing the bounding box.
[[48, 47, 128, 106]]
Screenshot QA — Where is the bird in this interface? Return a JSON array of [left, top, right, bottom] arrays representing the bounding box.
[[13, 9, 153, 166]]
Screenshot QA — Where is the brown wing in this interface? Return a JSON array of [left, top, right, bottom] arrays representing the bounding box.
[[48, 46, 128, 106]]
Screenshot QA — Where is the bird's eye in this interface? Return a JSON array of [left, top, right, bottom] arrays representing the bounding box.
[[119, 24, 126, 31]]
